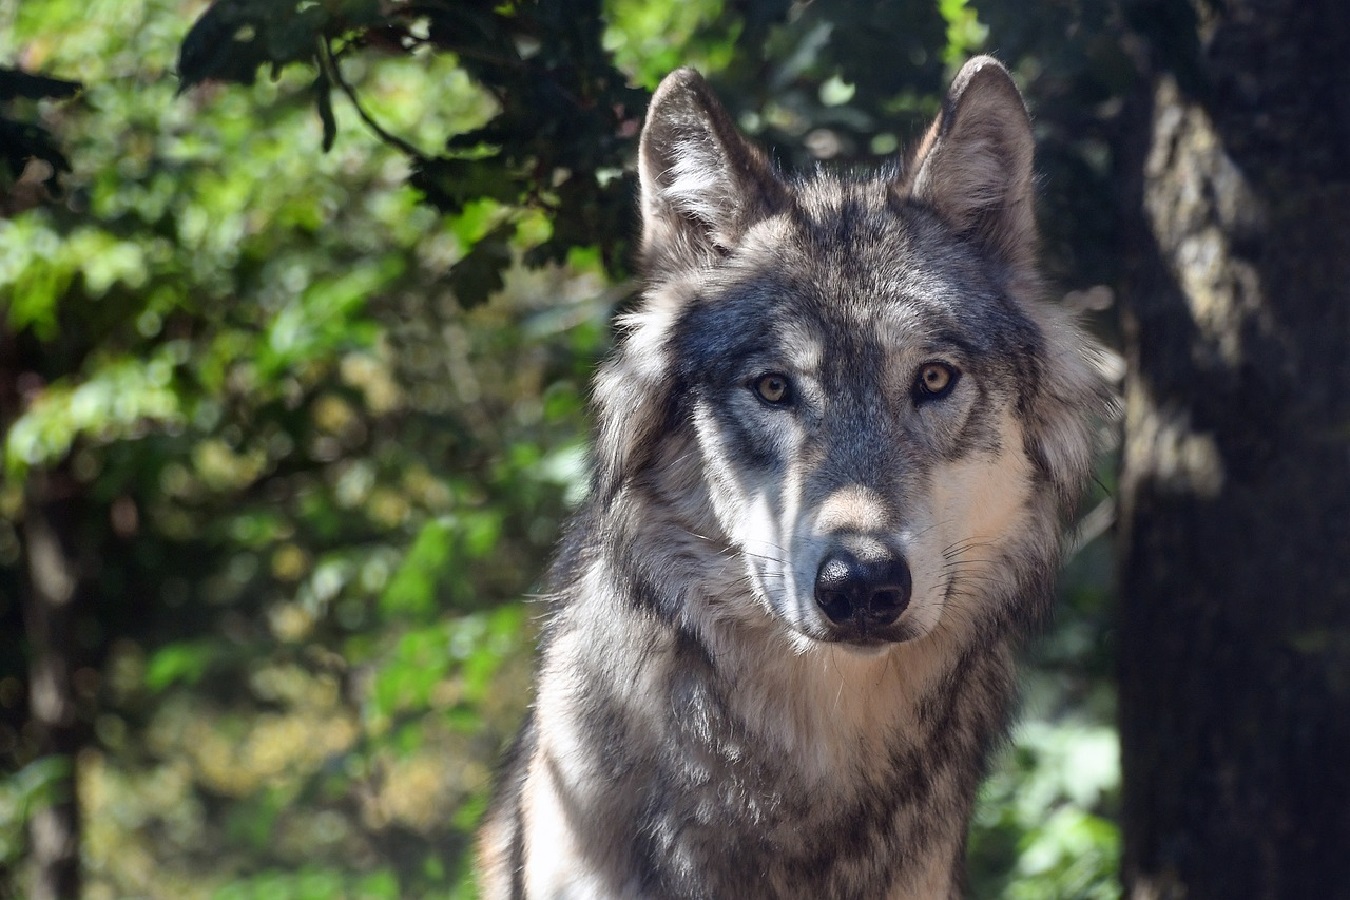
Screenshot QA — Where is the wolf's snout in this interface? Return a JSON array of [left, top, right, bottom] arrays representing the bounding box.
[[813, 549, 912, 634]]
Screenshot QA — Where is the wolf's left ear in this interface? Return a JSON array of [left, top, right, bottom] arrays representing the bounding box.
[[639, 69, 787, 270], [902, 57, 1037, 274]]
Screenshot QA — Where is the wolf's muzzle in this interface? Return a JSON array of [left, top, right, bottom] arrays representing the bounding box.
[[813, 547, 912, 639]]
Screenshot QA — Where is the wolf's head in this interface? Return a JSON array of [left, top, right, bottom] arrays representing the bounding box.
[[594, 58, 1111, 650]]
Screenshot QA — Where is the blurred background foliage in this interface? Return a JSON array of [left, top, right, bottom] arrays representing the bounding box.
[[1, 0, 1126, 896]]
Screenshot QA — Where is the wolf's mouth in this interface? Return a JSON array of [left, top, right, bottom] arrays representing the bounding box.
[[818, 620, 917, 648]]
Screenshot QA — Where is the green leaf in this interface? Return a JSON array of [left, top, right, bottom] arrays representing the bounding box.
[[4, 352, 185, 478], [408, 157, 521, 215], [380, 518, 454, 617], [356, 870, 400, 900], [144, 641, 216, 692], [446, 224, 514, 308], [938, 0, 990, 64], [177, 0, 327, 90], [177, 2, 276, 89]]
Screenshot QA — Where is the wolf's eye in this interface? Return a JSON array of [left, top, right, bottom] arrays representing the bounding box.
[[914, 362, 959, 401], [752, 373, 793, 406]]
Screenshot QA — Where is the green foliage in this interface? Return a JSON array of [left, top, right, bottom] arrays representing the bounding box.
[[0, 0, 1129, 896], [177, 0, 646, 306], [1, 0, 588, 893], [0, 757, 70, 868], [971, 721, 1122, 899], [144, 640, 219, 692], [211, 866, 400, 900], [938, 0, 989, 64], [603, 0, 739, 88]]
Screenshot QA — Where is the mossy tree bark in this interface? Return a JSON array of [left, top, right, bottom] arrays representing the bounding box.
[[1118, 1, 1350, 897]]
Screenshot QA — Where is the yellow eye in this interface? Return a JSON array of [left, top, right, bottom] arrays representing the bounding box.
[[915, 362, 958, 399], [753, 373, 792, 405]]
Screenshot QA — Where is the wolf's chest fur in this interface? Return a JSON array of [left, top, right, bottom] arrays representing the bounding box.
[[577, 621, 1012, 897], [518, 562, 1020, 897], [477, 56, 1110, 899]]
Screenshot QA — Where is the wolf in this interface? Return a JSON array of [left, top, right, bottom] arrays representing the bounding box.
[[477, 56, 1112, 899]]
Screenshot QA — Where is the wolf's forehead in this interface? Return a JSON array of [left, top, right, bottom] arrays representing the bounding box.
[[742, 188, 969, 298], [748, 189, 1010, 322], [774, 293, 933, 358], [671, 182, 1028, 377], [734, 222, 966, 344], [681, 281, 944, 375]]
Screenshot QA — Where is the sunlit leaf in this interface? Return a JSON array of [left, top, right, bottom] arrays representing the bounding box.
[[144, 641, 217, 692], [380, 518, 454, 617]]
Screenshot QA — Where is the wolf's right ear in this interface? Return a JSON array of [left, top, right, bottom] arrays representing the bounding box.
[[639, 69, 786, 271]]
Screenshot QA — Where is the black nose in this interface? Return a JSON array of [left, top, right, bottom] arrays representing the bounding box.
[[814, 549, 912, 631]]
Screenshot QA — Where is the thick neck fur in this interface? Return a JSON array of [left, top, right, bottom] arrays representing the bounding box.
[[547, 434, 1021, 898]]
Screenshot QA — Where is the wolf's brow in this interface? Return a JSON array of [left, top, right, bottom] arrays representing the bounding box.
[[924, 329, 982, 358]]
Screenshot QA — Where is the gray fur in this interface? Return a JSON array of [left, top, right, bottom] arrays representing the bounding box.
[[479, 57, 1113, 899]]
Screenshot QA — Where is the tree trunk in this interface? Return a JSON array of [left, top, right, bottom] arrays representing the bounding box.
[[1117, 1, 1350, 897], [21, 465, 87, 900]]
